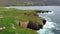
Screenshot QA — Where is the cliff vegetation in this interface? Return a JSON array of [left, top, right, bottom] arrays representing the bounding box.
[[0, 8, 47, 34]]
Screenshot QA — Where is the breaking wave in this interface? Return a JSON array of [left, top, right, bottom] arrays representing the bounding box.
[[37, 11, 56, 34]]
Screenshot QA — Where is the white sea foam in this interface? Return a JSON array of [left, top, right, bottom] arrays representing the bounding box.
[[40, 11, 54, 15], [55, 24, 60, 30], [37, 21, 55, 34], [37, 11, 56, 34]]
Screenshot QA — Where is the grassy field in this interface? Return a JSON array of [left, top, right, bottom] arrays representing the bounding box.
[[0, 8, 46, 34]]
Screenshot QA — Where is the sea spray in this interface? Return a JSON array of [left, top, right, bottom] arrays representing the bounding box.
[[55, 23, 60, 30], [37, 21, 55, 34], [37, 12, 56, 34]]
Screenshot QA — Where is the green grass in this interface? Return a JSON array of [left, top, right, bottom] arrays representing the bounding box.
[[0, 8, 46, 34]]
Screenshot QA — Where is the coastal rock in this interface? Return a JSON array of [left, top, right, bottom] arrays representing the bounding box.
[[27, 20, 46, 30], [27, 22, 40, 30], [27, 23, 43, 30], [36, 10, 52, 13], [19, 21, 29, 28], [18, 20, 46, 30], [43, 19, 46, 25], [17, 10, 47, 30]]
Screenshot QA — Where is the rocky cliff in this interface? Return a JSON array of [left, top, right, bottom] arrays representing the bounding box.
[[27, 19, 46, 30], [18, 11, 47, 30], [0, 8, 48, 34]]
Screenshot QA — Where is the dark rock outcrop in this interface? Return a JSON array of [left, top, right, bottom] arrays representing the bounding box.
[[18, 11, 47, 30], [43, 19, 46, 25], [36, 10, 52, 13], [18, 19, 46, 30], [27, 22, 41, 30], [27, 20, 46, 30]]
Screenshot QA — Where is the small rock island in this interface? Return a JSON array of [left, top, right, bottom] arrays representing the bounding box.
[[0, 8, 50, 34]]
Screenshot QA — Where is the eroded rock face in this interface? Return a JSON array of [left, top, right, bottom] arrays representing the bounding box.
[[27, 23, 43, 30], [43, 19, 46, 25], [27, 20, 46, 30], [19, 21, 29, 28], [36, 10, 52, 13], [18, 19, 46, 30]]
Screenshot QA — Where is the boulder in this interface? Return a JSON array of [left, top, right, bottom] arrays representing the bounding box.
[[18, 20, 46, 30], [19, 21, 29, 28], [43, 19, 46, 25], [27, 21, 45, 30]]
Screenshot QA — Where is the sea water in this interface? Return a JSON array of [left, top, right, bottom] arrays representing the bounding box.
[[37, 12, 56, 34]]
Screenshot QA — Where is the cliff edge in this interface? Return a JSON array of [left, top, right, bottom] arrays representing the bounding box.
[[0, 8, 49, 34]]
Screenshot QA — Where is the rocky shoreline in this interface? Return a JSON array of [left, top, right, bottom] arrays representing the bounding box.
[[19, 10, 51, 30], [0, 8, 51, 34], [27, 19, 46, 30]]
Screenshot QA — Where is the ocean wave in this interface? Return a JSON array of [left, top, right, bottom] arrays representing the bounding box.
[[55, 24, 60, 30], [37, 11, 56, 34], [39, 11, 55, 15]]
